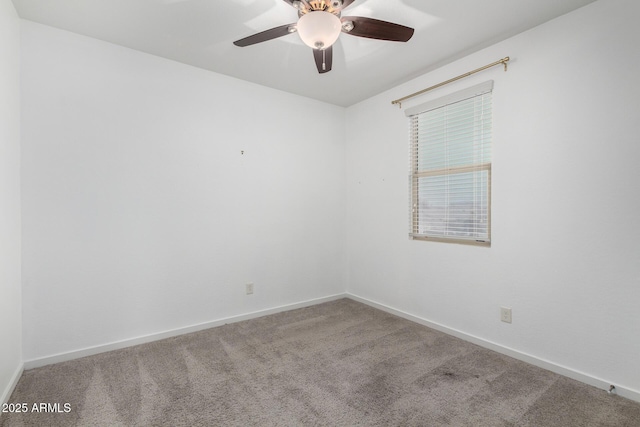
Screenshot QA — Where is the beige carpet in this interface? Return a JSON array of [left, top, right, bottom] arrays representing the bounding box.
[[2, 298, 639, 426]]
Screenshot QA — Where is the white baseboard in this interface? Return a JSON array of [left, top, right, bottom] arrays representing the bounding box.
[[1, 362, 24, 405], [24, 293, 347, 370], [346, 293, 640, 403], [20, 292, 640, 404]]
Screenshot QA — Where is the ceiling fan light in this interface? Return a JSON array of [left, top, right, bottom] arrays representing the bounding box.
[[297, 11, 342, 50]]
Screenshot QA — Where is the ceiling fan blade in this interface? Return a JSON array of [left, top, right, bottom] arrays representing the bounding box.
[[313, 47, 333, 74], [342, 16, 414, 42], [340, 0, 357, 10], [233, 24, 295, 47]]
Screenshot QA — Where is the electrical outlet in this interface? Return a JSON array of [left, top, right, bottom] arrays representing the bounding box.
[[500, 307, 512, 323], [245, 283, 254, 295]]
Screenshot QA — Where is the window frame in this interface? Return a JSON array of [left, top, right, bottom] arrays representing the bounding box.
[[406, 81, 493, 246]]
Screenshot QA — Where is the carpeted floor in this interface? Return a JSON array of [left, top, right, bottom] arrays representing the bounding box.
[[2, 298, 639, 426]]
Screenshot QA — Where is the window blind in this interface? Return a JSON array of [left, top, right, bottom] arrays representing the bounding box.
[[408, 81, 493, 244]]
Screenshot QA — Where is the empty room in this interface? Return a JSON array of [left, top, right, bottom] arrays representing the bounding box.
[[1, 0, 639, 425]]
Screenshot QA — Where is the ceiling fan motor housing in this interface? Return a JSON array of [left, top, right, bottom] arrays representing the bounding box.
[[296, 0, 343, 15]]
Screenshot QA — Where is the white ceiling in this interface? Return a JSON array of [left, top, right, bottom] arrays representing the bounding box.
[[12, 0, 597, 107]]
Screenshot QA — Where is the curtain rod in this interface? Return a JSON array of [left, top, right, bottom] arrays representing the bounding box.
[[391, 56, 510, 108]]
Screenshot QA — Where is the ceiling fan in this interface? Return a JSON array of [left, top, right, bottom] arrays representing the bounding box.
[[233, 0, 414, 74]]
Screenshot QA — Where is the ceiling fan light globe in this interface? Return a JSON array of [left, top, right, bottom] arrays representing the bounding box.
[[297, 11, 341, 50]]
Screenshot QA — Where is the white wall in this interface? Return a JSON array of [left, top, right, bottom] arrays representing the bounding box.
[[0, 0, 22, 404], [346, 0, 640, 398], [21, 21, 346, 361]]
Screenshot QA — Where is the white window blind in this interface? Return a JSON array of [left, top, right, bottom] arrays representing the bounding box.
[[407, 81, 493, 245]]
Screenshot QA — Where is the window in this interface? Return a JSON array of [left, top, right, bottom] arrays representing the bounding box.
[[407, 81, 492, 245]]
